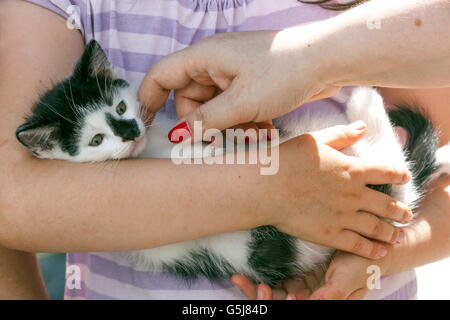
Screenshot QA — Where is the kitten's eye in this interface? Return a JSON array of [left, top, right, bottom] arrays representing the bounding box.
[[116, 101, 127, 115], [89, 134, 104, 147]]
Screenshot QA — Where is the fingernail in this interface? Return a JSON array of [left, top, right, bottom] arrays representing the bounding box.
[[168, 121, 191, 143], [403, 210, 414, 223], [257, 287, 264, 300], [378, 246, 387, 258], [349, 120, 366, 133], [396, 230, 405, 244], [404, 172, 411, 183]]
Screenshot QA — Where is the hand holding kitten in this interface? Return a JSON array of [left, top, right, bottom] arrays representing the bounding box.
[[257, 124, 411, 259]]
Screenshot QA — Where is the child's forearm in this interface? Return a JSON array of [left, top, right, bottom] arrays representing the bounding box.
[[1, 154, 267, 252], [0, 1, 267, 253], [384, 175, 450, 275]]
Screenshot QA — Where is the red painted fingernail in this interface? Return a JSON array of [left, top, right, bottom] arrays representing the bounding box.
[[168, 121, 191, 143]]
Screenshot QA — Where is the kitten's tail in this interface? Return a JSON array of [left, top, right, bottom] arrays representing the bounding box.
[[345, 87, 442, 209], [388, 107, 442, 189]]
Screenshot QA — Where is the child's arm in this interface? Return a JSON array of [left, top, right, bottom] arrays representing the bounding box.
[[0, 1, 265, 253], [233, 174, 450, 300]]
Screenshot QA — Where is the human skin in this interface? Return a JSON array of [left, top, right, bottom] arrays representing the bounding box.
[[137, 0, 450, 300], [2, 0, 448, 298], [233, 87, 450, 299], [0, 1, 411, 252], [0, 0, 414, 298], [233, 171, 450, 300], [140, 0, 450, 135]]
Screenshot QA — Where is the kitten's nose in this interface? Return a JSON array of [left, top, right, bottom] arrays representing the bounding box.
[[121, 126, 140, 142], [106, 114, 141, 142]]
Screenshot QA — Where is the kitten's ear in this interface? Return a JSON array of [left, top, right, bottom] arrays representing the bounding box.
[[16, 122, 60, 157], [72, 40, 116, 81]]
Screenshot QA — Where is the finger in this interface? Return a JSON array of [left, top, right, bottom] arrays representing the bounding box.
[[255, 121, 275, 141], [257, 283, 274, 300], [173, 82, 254, 143], [349, 211, 404, 244], [282, 279, 311, 300], [304, 272, 321, 292], [308, 86, 341, 102], [346, 288, 369, 300], [356, 161, 411, 185], [335, 230, 388, 260], [174, 81, 217, 119], [231, 274, 258, 300], [310, 282, 352, 300], [361, 188, 413, 223], [230, 121, 275, 143], [138, 50, 194, 114], [230, 122, 259, 143], [272, 288, 289, 300], [313, 266, 326, 286], [310, 121, 367, 151], [310, 271, 358, 301]]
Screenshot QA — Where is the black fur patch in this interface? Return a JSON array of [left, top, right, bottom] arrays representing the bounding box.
[[388, 106, 439, 193], [366, 183, 392, 196], [162, 249, 236, 283], [247, 226, 299, 286], [105, 114, 140, 141]]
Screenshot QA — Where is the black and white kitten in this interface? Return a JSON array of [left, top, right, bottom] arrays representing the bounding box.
[[17, 40, 449, 286]]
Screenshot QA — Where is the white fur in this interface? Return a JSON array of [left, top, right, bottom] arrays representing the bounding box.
[[430, 143, 450, 182]]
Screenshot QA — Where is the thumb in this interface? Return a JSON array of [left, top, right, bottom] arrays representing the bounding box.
[[310, 121, 367, 151], [168, 85, 249, 143]]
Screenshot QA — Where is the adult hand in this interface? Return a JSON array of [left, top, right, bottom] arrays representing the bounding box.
[[138, 29, 340, 142], [233, 250, 392, 300], [232, 268, 325, 300]]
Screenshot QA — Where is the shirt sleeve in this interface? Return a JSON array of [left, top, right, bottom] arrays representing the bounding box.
[[25, 0, 86, 37]]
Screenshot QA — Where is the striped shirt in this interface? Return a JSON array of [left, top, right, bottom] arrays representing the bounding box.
[[27, 0, 417, 300]]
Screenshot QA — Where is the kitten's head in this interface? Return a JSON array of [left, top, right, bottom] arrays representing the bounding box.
[[16, 40, 147, 162]]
